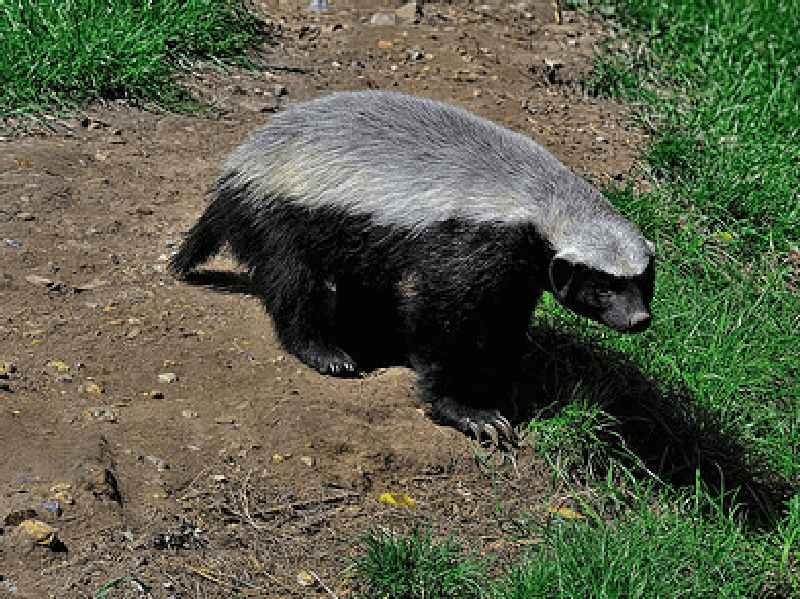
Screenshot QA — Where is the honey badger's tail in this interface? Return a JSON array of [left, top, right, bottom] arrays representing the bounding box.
[[169, 188, 230, 276]]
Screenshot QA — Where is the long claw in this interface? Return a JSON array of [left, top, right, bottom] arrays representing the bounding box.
[[484, 423, 499, 447], [468, 420, 481, 440], [494, 416, 513, 441]]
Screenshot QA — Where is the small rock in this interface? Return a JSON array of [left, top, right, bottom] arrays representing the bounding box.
[[47, 361, 70, 373], [158, 372, 178, 384], [135, 206, 154, 215], [51, 489, 75, 505], [396, 2, 423, 21], [85, 408, 116, 422], [300, 456, 315, 467], [370, 12, 397, 25], [4, 508, 38, 527], [25, 274, 53, 286], [1, 362, 18, 377], [146, 456, 169, 470], [83, 382, 104, 395], [16, 212, 35, 221], [75, 278, 110, 292], [41, 501, 62, 517], [297, 571, 316, 587], [18, 519, 58, 546]]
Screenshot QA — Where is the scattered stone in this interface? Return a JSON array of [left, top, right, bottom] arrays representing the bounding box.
[[75, 278, 110, 292], [146, 456, 169, 471], [3, 508, 38, 527], [4, 238, 22, 248], [51, 487, 75, 506], [41, 501, 62, 517], [297, 571, 316, 587], [157, 372, 178, 384], [396, 2, 423, 22], [300, 456, 315, 467], [47, 361, 70, 373], [85, 408, 116, 422], [25, 274, 53, 286], [16, 212, 35, 221], [370, 12, 397, 26], [18, 519, 58, 546], [83, 382, 104, 395], [135, 206, 154, 215]]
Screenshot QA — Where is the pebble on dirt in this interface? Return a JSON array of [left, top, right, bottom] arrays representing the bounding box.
[[157, 372, 178, 384]]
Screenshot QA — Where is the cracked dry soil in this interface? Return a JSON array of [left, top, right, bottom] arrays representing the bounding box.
[[1, 1, 653, 596]]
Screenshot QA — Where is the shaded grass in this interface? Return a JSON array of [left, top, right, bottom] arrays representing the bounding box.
[[549, 0, 800, 484]]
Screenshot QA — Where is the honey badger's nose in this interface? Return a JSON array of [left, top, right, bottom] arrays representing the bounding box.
[[628, 311, 651, 332]]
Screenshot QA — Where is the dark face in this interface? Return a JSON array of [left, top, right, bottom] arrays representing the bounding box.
[[549, 257, 654, 333]]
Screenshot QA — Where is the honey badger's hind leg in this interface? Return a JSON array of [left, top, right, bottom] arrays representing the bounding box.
[[411, 356, 516, 448], [434, 397, 515, 448], [250, 258, 358, 377]]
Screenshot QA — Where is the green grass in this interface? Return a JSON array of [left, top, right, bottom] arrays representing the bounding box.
[[551, 0, 800, 482], [1, 0, 266, 121], [5, 0, 800, 596], [346, 474, 798, 598]]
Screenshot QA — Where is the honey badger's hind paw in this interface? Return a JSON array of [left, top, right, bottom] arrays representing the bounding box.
[[297, 340, 359, 377], [432, 397, 516, 448]]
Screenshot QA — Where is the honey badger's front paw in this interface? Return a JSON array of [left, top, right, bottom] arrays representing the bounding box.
[[432, 397, 514, 447], [296, 340, 358, 377]]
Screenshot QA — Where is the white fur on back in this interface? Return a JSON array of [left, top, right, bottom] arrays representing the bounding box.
[[224, 91, 652, 276]]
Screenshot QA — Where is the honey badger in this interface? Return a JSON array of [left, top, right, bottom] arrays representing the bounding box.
[[171, 91, 655, 445]]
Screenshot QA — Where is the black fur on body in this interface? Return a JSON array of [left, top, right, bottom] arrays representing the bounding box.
[[171, 91, 655, 444]]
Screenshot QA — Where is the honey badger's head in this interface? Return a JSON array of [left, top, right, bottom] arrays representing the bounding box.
[[548, 244, 655, 334]]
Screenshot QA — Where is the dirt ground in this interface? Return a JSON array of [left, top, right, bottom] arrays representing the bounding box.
[[0, 1, 720, 597]]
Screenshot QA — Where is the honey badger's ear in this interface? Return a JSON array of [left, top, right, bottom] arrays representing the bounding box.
[[549, 249, 580, 301]]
